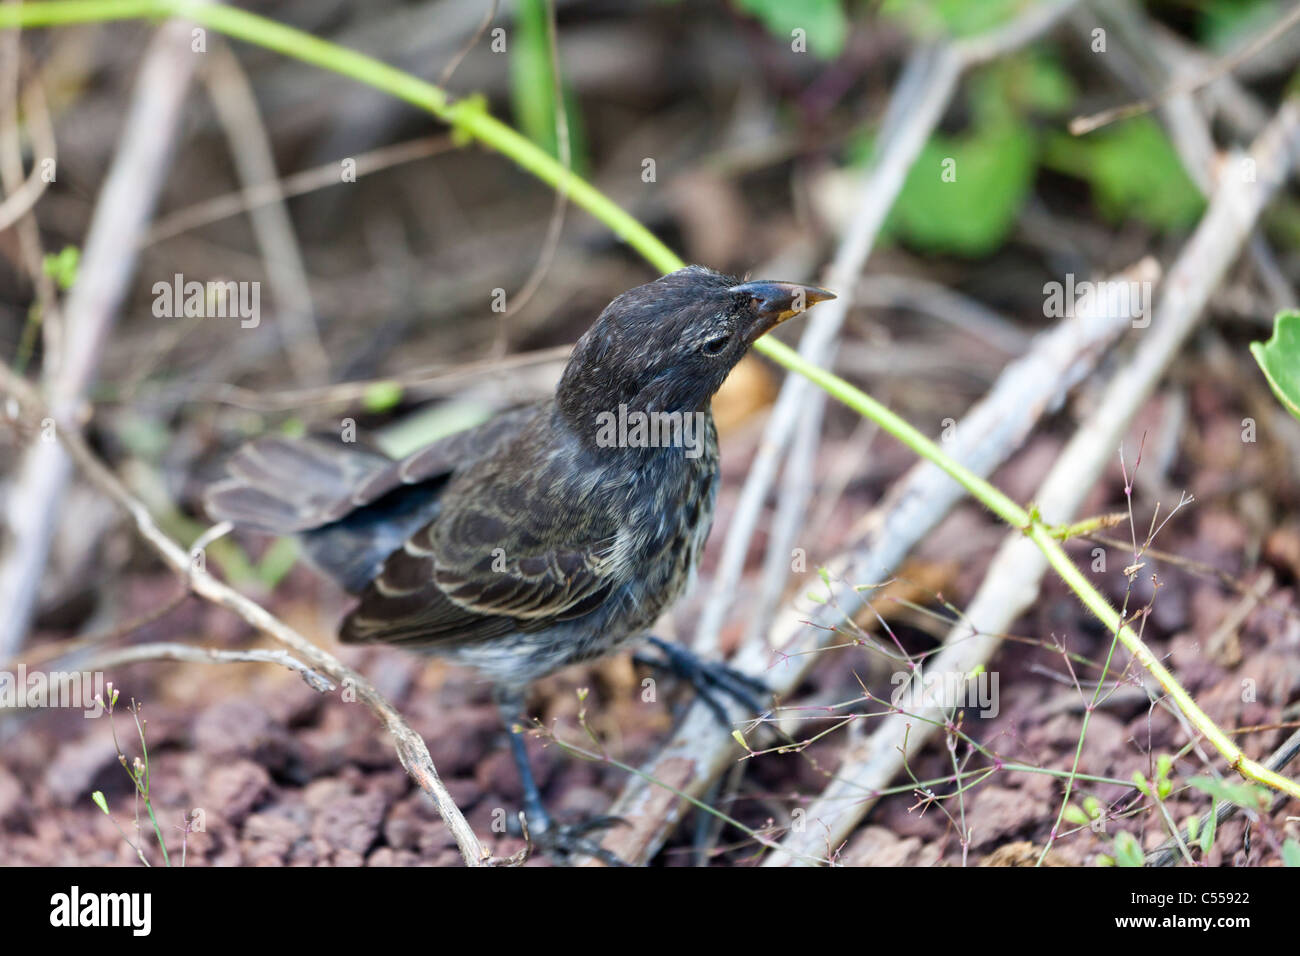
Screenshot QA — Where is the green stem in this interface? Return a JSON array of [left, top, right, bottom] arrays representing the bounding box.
[[6, 0, 1296, 803]]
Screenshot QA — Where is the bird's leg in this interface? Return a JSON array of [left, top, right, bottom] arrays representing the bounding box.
[[494, 689, 629, 866], [635, 636, 772, 727]]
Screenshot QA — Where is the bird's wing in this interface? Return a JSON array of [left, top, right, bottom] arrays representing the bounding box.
[[339, 451, 624, 647], [204, 407, 537, 534]]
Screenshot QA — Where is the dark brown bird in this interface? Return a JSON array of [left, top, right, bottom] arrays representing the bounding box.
[[204, 265, 834, 861]]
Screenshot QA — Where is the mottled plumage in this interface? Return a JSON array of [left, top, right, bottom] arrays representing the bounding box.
[[204, 265, 833, 859]]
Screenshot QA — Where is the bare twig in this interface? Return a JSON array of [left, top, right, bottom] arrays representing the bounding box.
[[0, 76, 54, 231], [852, 275, 1030, 356], [1070, 1, 1300, 135], [190, 343, 572, 411], [143, 134, 454, 245], [436, 0, 499, 89], [84, 642, 336, 693]]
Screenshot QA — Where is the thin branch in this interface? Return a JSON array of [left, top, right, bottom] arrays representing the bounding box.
[[143, 134, 454, 246], [1070, 1, 1300, 135], [85, 642, 336, 694], [0, 74, 55, 231]]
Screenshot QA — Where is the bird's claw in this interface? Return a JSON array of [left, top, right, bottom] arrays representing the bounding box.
[[640, 636, 772, 728], [509, 812, 631, 866]]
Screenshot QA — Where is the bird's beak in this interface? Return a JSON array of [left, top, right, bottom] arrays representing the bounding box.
[[730, 280, 836, 343]]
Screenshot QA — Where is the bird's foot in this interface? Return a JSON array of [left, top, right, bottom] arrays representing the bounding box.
[[508, 811, 630, 866], [638, 636, 771, 728]]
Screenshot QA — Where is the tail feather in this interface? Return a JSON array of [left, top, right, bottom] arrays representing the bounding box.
[[203, 435, 393, 534], [204, 434, 450, 593]]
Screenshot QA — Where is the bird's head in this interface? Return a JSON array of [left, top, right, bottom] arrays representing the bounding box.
[[558, 266, 835, 436]]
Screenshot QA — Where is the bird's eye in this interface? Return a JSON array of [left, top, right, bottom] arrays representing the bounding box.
[[701, 334, 730, 356]]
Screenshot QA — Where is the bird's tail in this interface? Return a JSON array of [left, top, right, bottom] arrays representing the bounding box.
[[204, 434, 449, 593], [203, 435, 395, 535]]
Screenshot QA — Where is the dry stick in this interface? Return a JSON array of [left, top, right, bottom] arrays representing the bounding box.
[[195, 343, 573, 411], [203, 40, 330, 385], [852, 275, 1031, 356], [1070, 0, 1300, 135], [435, 0, 498, 89], [0, 76, 54, 230], [6, 585, 191, 669], [84, 643, 336, 694], [0, 19, 199, 662], [1101, 3, 1295, 623], [589, 254, 1159, 866], [693, 0, 1080, 660], [0, 365, 492, 867], [143, 134, 455, 245], [771, 102, 1300, 866]]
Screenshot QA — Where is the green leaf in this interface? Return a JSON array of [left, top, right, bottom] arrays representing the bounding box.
[[884, 120, 1036, 256], [1044, 119, 1205, 232], [1250, 310, 1300, 421], [1187, 776, 1272, 812], [1062, 803, 1090, 826], [92, 791, 109, 814], [1199, 811, 1216, 855], [362, 380, 404, 414], [1132, 770, 1150, 797], [1283, 838, 1300, 867], [42, 245, 80, 291], [880, 0, 1030, 38], [736, 0, 848, 59], [1112, 830, 1145, 867], [971, 53, 1075, 123]]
